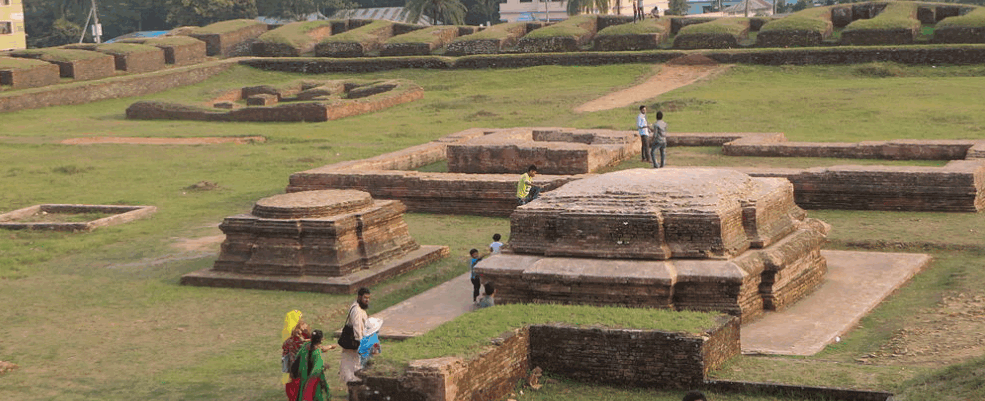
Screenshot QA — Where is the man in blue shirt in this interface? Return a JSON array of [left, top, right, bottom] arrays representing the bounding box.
[[637, 105, 651, 162]]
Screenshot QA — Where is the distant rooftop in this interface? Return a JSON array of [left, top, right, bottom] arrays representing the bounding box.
[[329, 7, 434, 26]]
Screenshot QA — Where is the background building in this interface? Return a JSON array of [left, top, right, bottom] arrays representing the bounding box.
[[1, 0, 27, 51], [500, 0, 671, 23]]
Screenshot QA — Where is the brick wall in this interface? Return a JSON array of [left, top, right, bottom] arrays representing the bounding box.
[[110, 48, 166, 73], [187, 23, 269, 57], [0, 61, 234, 113], [530, 318, 739, 388], [0, 62, 60, 89], [351, 318, 739, 401]]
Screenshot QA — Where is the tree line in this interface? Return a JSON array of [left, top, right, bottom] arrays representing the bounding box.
[[22, 0, 985, 48]]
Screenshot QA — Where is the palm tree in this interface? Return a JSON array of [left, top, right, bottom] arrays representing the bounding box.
[[566, 0, 611, 16], [403, 0, 467, 25]]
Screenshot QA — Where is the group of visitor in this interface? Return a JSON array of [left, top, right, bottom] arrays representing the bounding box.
[[469, 233, 502, 308], [279, 288, 380, 401]]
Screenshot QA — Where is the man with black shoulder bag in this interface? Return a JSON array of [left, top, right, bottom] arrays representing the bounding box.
[[339, 287, 371, 387]]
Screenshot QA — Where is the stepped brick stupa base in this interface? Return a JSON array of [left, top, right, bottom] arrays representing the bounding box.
[[181, 190, 448, 293], [477, 168, 830, 321]]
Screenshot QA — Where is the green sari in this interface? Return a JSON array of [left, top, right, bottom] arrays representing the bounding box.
[[295, 343, 329, 401]]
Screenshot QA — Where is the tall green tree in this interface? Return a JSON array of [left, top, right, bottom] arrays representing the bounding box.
[[403, 0, 466, 25], [566, 0, 610, 15], [166, 0, 258, 26], [468, 0, 499, 25]]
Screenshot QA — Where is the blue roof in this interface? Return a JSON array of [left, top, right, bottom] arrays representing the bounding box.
[[105, 31, 170, 43]]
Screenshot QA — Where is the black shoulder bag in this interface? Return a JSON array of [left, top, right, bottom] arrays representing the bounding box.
[[337, 305, 361, 350]]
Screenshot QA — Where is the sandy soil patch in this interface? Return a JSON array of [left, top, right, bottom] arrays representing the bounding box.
[[575, 58, 731, 113], [60, 136, 266, 145]]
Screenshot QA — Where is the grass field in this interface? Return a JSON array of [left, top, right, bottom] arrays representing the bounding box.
[[1, 61, 984, 400]]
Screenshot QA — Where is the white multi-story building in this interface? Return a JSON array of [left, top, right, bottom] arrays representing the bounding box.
[[499, 0, 670, 23]]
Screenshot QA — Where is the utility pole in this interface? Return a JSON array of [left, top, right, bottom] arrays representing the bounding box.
[[91, 0, 102, 43]]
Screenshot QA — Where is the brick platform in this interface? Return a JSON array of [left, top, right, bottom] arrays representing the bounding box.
[[478, 168, 830, 322], [180, 190, 448, 294]]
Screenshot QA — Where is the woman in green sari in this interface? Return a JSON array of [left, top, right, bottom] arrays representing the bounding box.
[[295, 330, 329, 401]]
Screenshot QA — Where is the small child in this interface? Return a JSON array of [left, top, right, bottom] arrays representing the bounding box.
[[469, 249, 483, 302], [476, 282, 496, 309], [489, 233, 503, 254]]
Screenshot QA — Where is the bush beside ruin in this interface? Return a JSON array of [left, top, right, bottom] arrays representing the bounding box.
[[252, 21, 335, 57]]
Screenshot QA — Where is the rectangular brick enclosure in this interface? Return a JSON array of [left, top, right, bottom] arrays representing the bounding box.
[[0, 204, 157, 232], [349, 316, 739, 401], [0, 57, 60, 89], [287, 128, 985, 215]]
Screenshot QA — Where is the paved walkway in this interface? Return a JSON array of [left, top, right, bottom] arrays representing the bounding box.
[[374, 273, 475, 340], [370, 250, 931, 355]]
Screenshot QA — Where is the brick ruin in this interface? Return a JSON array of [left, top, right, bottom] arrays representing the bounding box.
[[180, 189, 448, 293], [0, 204, 157, 232], [476, 168, 831, 321], [125, 78, 423, 123], [288, 127, 985, 215], [446, 128, 637, 175]]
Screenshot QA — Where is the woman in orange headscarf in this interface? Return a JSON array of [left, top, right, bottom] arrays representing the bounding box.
[[281, 310, 310, 401]]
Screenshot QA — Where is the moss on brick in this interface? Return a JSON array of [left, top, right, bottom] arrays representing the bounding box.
[[452, 22, 528, 42], [372, 304, 722, 370], [596, 18, 666, 36], [10, 48, 111, 62], [95, 43, 162, 55], [320, 20, 393, 44], [843, 2, 920, 32], [257, 21, 334, 47], [936, 7, 985, 29], [190, 19, 266, 35], [0, 57, 50, 71]]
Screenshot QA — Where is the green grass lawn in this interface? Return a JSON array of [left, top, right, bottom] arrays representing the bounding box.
[[2, 62, 985, 400]]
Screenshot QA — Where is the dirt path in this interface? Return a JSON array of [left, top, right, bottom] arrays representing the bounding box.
[[60, 136, 265, 145], [574, 63, 730, 113]]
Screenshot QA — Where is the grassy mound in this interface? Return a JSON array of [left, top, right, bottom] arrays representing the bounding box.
[[320, 20, 393, 44], [386, 26, 459, 45], [9, 48, 109, 62], [524, 15, 596, 39], [843, 2, 919, 32], [0, 57, 50, 70], [96, 43, 162, 55], [759, 7, 832, 34], [189, 19, 265, 35], [596, 18, 665, 36], [257, 21, 334, 47], [936, 6, 985, 29], [678, 17, 749, 36]]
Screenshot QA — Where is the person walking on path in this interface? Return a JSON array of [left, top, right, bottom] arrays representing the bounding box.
[[295, 330, 329, 401], [469, 249, 484, 303], [650, 110, 668, 168], [637, 105, 651, 162], [339, 288, 370, 387], [281, 310, 310, 401], [517, 165, 541, 205]]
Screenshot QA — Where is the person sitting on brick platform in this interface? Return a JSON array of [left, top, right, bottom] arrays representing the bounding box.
[[476, 282, 496, 309], [517, 165, 541, 205]]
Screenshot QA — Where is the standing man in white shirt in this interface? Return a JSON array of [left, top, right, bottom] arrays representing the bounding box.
[[637, 105, 651, 163], [340, 288, 371, 388]]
